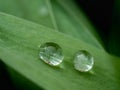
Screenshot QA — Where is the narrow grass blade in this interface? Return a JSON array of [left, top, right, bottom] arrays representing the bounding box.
[[0, 0, 54, 28], [0, 0, 104, 49], [50, 0, 104, 49], [0, 12, 120, 90]]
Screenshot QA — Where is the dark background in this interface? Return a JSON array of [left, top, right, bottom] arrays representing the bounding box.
[[76, 0, 120, 56], [75, 0, 114, 47]]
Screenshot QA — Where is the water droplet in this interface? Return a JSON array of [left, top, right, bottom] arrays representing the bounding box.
[[39, 42, 64, 66], [74, 50, 94, 72]]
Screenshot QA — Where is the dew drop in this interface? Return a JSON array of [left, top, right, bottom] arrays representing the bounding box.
[[39, 42, 64, 66], [74, 50, 94, 72]]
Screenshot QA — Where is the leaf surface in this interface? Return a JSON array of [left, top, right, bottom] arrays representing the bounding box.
[[0, 0, 104, 49], [0, 12, 120, 90]]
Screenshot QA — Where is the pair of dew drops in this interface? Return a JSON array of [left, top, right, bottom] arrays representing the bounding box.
[[39, 42, 94, 72]]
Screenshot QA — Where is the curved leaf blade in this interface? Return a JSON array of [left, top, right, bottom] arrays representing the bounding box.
[[0, 12, 120, 90], [0, 0, 104, 49]]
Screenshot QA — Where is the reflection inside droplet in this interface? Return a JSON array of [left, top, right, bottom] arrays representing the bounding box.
[[74, 50, 94, 72], [39, 42, 64, 66]]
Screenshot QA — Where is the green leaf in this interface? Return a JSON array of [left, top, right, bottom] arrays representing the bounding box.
[[0, 0, 55, 28], [7, 67, 44, 90], [54, 0, 104, 46], [0, 0, 104, 49], [49, 0, 104, 49], [0, 12, 120, 90]]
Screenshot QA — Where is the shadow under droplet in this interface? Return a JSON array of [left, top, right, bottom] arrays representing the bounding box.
[[74, 67, 96, 78]]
